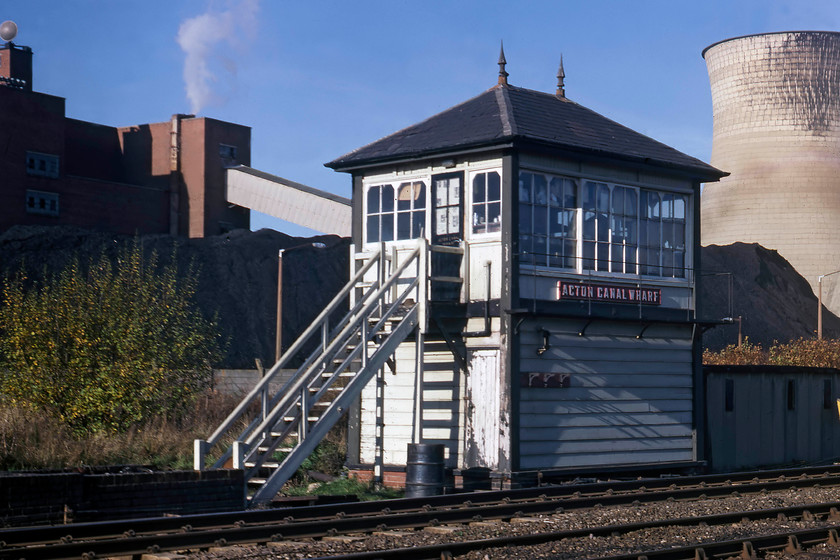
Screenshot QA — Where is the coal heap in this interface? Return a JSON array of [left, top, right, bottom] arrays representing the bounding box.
[[699, 243, 840, 351], [0, 226, 350, 368]]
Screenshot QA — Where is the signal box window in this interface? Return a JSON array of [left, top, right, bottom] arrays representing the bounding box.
[[472, 171, 501, 234]]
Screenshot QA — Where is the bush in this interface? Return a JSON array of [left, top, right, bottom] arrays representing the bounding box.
[[704, 337, 840, 368], [0, 242, 223, 434], [703, 338, 768, 365]]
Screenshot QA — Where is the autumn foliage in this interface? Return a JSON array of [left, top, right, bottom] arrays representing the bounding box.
[[0, 243, 222, 435], [703, 337, 840, 369]]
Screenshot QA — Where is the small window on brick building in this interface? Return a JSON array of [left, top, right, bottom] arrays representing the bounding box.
[[219, 144, 238, 162], [26, 151, 59, 178], [25, 190, 59, 217]]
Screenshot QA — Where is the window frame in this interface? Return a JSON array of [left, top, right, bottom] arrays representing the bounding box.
[[469, 169, 502, 237], [364, 179, 428, 246], [25, 151, 59, 179], [518, 169, 692, 281]]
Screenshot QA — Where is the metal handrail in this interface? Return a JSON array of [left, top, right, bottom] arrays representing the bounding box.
[[196, 247, 385, 467], [241, 246, 421, 453]]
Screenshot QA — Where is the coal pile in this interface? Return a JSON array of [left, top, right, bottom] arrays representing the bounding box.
[[0, 225, 350, 368], [700, 242, 840, 351]]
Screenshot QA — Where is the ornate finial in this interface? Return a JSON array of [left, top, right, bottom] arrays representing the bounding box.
[[498, 41, 509, 86], [556, 55, 565, 98]]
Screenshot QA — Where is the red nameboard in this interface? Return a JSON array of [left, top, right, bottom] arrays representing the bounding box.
[[557, 281, 661, 305]]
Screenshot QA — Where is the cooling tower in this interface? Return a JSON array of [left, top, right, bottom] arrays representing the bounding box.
[[701, 31, 840, 314]]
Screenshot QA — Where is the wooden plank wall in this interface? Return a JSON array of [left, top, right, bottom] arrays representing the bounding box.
[[518, 318, 695, 469], [359, 341, 464, 468], [705, 369, 840, 471]]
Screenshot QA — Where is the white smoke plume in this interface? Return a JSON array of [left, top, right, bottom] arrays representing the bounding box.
[[177, 0, 259, 114]]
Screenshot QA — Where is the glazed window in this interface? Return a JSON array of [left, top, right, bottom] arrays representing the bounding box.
[[366, 182, 427, 243], [640, 191, 687, 278], [518, 170, 689, 278], [519, 173, 577, 267], [582, 181, 638, 274], [25, 189, 59, 217], [397, 181, 426, 239], [26, 152, 59, 178], [472, 171, 501, 234], [367, 184, 394, 243]]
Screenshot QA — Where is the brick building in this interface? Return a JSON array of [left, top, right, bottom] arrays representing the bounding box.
[[0, 40, 250, 238]]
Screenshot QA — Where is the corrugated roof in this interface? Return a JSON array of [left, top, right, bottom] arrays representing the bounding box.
[[326, 84, 724, 178]]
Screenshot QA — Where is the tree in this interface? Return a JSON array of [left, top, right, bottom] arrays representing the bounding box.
[[0, 242, 222, 434]]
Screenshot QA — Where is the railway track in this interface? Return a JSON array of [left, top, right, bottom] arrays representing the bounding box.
[[4, 465, 840, 559]]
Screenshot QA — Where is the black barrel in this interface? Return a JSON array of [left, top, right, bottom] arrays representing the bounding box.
[[405, 443, 445, 498]]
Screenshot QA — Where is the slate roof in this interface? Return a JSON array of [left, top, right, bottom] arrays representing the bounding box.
[[326, 84, 724, 179]]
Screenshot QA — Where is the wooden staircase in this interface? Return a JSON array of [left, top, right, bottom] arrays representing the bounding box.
[[195, 240, 428, 506]]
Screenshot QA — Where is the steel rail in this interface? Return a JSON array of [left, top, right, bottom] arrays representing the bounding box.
[[5, 466, 840, 551], [5, 495, 840, 559], [290, 503, 840, 560]]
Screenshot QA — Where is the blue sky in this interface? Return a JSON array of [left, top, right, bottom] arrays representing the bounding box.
[[4, 1, 838, 235]]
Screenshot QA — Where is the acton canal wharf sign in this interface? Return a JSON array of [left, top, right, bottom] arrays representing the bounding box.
[[557, 281, 662, 305]]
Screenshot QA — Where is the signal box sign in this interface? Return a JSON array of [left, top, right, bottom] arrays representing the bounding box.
[[557, 281, 661, 306]]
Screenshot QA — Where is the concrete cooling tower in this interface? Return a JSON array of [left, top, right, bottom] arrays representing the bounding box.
[[701, 31, 840, 315]]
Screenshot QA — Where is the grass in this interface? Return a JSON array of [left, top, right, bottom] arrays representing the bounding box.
[[0, 390, 391, 500]]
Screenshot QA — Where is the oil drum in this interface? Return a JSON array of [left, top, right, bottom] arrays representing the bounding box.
[[404, 443, 445, 498]]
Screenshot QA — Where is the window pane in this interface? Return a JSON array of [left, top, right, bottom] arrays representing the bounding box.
[[534, 205, 547, 234], [473, 175, 486, 204], [381, 214, 394, 241], [674, 251, 685, 278], [597, 215, 609, 241], [564, 240, 577, 268], [597, 242, 609, 271], [415, 183, 426, 208], [487, 202, 500, 231], [612, 187, 624, 215], [520, 203, 533, 233], [674, 195, 685, 220], [563, 180, 576, 207], [583, 210, 596, 240], [549, 177, 564, 207], [597, 184, 610, 212], [662, 193, 674, 219], [473, 205, 486, 232], [583, 182, 597, 210], [647, 192, 660, 219], [583, 240, 595, 270], [520, 233, 534, 264], [413, 211, 425, 237], [368, 187, 380, 213], [611, 244, 624, 272], [565, 209, 577, 238], [397, 212, 411, 239], [398, 183, 412, 211], [533, 235, 548, 266], [382, 185, 394, 212], [367, 216, 379, 243], [534, 174, 547, 205], [625, 189, 638, 216], [549, 237, 564, 267], [487, 172, 500, 201], [519, 173, 532, 202]]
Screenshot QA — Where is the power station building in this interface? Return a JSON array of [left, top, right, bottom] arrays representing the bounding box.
[[0, 36, 251, 237], [701, 31, 840, 314]]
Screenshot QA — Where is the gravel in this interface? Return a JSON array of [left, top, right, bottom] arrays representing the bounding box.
[[178, 485, 840, 559]]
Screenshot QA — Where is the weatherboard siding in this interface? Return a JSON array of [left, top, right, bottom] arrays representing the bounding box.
[[518, 318, 695, 470], [359, 342, 463, 468]]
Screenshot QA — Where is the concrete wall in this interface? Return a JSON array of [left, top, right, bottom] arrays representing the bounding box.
[[701, 32, 840, 315], [705, 365, 840, 472]]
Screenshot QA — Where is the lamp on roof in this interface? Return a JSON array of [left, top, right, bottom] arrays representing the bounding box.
[[0, 20, 17, 43]]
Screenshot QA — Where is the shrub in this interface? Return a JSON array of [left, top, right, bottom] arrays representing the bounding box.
[[703, 338, 768, 365], [0, 242, 222, 435]]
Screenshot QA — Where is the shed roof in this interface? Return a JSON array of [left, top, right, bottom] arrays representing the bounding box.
[[326, 84, 724, 179]]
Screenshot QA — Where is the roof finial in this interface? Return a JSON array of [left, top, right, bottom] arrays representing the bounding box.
[[498, 41, 509, 86], [556, 55, 566, 98]]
